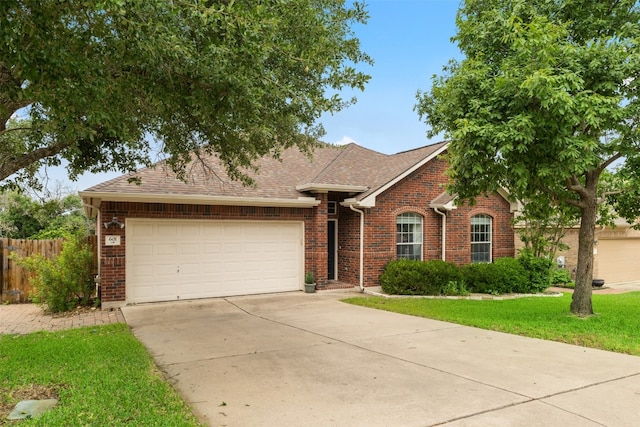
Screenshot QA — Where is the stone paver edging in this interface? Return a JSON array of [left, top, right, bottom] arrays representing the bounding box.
[[0, 304, 125, 335], [363, 287, 563, 300]]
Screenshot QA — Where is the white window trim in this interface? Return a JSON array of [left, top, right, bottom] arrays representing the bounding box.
[[396, 212, 423, 261], [471, 214, 492, 263]]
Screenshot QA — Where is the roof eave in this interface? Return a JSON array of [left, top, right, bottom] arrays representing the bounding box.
[[496, 187, 523, 213], [429, 200, 458, 211], [295, 183, 368, 194], [358, 142, 449, 207], [79, 191, 321, 217]]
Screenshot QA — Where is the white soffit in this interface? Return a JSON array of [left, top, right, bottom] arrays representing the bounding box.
[[79, 191, 320, 217]]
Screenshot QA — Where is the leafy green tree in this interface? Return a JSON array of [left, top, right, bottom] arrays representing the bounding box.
[[0, 191, 93, 239], [516, 198, 579, 260], [0, 0, 371, 185], [0, 191, 41, 238], [416, 0, 640, 316]]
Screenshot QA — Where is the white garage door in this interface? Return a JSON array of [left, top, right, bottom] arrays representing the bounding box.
[[597, 239, 640, 284], [126, 219, 303, 304]]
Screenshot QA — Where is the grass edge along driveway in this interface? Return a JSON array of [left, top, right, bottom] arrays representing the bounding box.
[[343, 292, 640, 357], [0, 323, 202, 426]]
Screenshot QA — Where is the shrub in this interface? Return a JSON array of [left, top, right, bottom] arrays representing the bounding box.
[[550, 267, 572, 285], [441, 280, 470, 296], [462, 258, 529, 294], [380, 259, 429, 295], [381, 254, 553, 296], [518, 249, 553, 292], [15, 234, 95, 312], [380, 259, 462, 295], [422, 259, 463, 292]]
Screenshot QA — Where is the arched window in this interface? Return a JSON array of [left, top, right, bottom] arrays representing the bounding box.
[[471, 214, 492, 263], [396, 213, 423, 260]]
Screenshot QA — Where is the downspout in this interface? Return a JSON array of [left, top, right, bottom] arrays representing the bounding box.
[[349, 204, 365, 292], [83, 203, 102, 298], [95, 210, 102, 298], [434, 208, 446, 261]]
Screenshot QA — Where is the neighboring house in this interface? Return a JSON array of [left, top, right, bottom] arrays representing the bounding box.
[[515, 218, 640, 285], [80, 141, 517, 309]]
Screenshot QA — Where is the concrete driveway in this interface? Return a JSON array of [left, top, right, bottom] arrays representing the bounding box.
[[122, 291, 640, 427]]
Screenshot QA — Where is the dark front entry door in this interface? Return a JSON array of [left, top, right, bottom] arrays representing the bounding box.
[[328, 220, 336, 280]]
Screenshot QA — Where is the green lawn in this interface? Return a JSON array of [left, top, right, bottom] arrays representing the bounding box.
[[343, 292, 640, 356], [0, 324, 201, 426]]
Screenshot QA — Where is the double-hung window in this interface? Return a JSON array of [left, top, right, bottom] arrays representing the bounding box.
[[396, 213, 423, 260], [470, 214, 492, 263]]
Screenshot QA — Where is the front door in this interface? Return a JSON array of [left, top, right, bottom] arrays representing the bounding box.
[[328, 220, 336, 280]]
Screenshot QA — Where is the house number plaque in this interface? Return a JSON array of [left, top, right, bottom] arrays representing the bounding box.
[[105, 235, 121, 246]]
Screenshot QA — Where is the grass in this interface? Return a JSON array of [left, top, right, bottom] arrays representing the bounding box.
[[0, 323, 201, 426], [343, 291, 640, 356]]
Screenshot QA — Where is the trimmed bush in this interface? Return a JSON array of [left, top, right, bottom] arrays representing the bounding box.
[[550, 267, 572, 285], [380, 259, 462, 295], [380, 254, 553, 296], [518, 250, 553, 292], [380, 259, 424, 295], [462, 258, 529, 294]]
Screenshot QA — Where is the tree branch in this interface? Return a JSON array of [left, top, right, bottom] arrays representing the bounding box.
[[597, 152, 624, 173], [564, 175, 591, 208], [565, 198, 586, 208], [0, 140, 71, 181], [0, 126, 33, 136]]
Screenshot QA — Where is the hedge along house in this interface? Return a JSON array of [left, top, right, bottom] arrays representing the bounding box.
[[80, 141, 518, 309]]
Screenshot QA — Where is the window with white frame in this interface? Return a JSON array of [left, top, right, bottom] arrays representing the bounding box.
[[327, 201, 337, 215], [471, 214, 492, 263], [396, 213, 423, 260]]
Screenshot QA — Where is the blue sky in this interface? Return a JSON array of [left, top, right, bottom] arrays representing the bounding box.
[[54, 0, 463, 191], [321, 0, 461, 154]]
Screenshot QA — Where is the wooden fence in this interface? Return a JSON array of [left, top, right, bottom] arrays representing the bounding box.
[[0, 236, 98, 304]]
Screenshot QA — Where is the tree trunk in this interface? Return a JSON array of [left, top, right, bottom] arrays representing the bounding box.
[[570, 178, 598, 316]]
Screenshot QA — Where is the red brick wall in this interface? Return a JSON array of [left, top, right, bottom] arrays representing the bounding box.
[[337, 157, 515, 287], [98, 158, 515, 303], [98, 202, 325, 303]]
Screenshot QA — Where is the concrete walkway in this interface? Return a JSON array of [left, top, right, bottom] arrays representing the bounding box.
[[122, 291, 640, 427]]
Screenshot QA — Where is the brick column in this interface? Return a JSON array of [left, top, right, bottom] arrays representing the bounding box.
[[99, 204, 127, 309]]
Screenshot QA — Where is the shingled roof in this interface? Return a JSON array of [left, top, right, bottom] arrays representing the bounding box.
[[81, 141, 448, 205]]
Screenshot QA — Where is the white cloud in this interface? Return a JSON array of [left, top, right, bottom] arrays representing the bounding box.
[[333, 135, 357, 146]]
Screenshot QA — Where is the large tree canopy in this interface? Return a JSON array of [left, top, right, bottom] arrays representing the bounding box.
[[0, 191, 93, 239], [0, 0, 371, 185], [416, 0, 640, 315]]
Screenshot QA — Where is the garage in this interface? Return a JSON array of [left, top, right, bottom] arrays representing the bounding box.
[[596, 238, 640, 284], [126, 219, 304, 304]]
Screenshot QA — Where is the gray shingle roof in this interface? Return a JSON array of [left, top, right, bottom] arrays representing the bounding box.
[[83, 141, 448, 200], [430, 191, 457, 208]]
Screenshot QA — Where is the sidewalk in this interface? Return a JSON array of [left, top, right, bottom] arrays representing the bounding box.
[[0, 303, 125, 335]]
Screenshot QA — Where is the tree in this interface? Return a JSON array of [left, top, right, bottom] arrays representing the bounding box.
[[416, 0, 640, 316], [0, 190, 93, 239], [515, 197, 579, 261], [0, 0, 371, 185], [515, 178, 617, 262]]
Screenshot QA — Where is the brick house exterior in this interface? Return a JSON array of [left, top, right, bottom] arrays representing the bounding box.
[[514, 219, 640, 285], [81, 141, 517, 308]]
